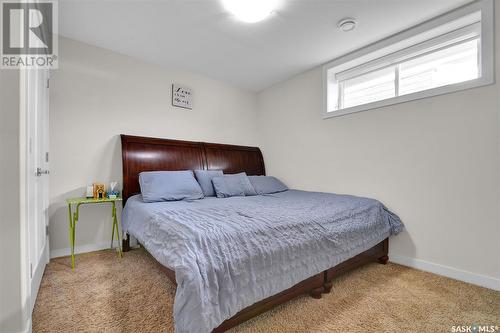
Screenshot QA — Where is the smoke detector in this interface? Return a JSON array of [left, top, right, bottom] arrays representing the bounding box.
[[337, 18, 357, 32]]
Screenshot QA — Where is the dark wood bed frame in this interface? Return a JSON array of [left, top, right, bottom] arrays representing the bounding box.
[[120, 134, 389, 332]]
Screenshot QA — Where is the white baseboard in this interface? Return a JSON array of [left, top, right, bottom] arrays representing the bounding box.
[[24, 317, 32, 333], [390, 254, 500, 291], [31, 240, 49, 313], [50, 242, 113, 259]]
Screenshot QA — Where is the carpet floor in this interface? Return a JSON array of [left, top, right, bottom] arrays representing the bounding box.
[[33, 249, 499, 333]]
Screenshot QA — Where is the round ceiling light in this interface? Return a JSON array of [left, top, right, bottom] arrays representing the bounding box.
[[337, 18, 357, 32], [221, 0, 281, 23]]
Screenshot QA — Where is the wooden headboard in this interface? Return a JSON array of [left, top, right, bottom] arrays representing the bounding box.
[[121, 135, 265, 202]]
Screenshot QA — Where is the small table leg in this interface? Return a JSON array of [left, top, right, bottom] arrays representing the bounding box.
[[111, 202, 123, 258], [110, 215, 115, 249], [68, 204, 76, 270]]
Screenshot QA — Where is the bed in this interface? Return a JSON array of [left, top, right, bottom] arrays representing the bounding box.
[[120, 135, 403, 333]]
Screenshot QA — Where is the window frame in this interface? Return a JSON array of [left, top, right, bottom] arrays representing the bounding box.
[[322, 0, 494, 119]]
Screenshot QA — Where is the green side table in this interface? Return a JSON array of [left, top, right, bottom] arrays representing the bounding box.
[[66, 197, 123, 269]]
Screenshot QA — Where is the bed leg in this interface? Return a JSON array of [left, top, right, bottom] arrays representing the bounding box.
[[323, 282, 333, 294], [377, 255, 389, 265], [309, 286, 324, 299], [123, 235, 130, 252]]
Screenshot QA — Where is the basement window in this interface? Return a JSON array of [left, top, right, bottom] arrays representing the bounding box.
[[323, 0, 494, 118]]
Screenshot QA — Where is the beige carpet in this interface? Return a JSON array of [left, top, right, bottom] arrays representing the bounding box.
[[33, 249, 499, 333]]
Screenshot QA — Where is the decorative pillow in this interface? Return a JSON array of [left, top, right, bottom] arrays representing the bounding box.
[[139, 170, 204, 203], [194, 170, 223, 197], [248, 176, 288, 194], [211, 172, 257, 198]]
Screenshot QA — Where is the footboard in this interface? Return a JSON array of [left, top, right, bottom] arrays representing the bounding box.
[[324, 238, 388, 291], [214, 273, 324, 332]]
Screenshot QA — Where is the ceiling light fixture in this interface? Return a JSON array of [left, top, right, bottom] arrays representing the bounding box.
[[221, 0, 281, 23], [337, 18, 357, 32]]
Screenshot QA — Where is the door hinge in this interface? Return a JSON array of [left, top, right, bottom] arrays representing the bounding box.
[[30, 263, 33, 279], [45, 152, 49, 162], [46, 78, 50, 89], [46, 225, 49, 236]]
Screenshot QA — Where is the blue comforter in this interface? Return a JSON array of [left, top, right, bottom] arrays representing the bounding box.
[[122, 190, 403, 333]]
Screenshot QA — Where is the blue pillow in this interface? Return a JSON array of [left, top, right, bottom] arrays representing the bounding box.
[[212, 172, 257, 198], [139, 170, 204, 203], [248, 176, 288, 194], [194, 170, 223, 197]]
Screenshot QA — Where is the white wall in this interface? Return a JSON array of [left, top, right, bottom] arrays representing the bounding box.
[[0, 71, 30, 333], [257, 6, 500, 288], [49, 38, 259, 256]]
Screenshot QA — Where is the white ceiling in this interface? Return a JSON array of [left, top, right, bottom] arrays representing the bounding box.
[[59, 0, 473, 92]]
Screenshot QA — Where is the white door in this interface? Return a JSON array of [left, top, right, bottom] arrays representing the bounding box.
[[26, 68, 50, 312]]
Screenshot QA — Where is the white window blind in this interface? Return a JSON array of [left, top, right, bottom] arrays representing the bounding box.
[[341, 66, 396, 109], [399, 38, 479, 96], [335, 23, 480, 110]]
